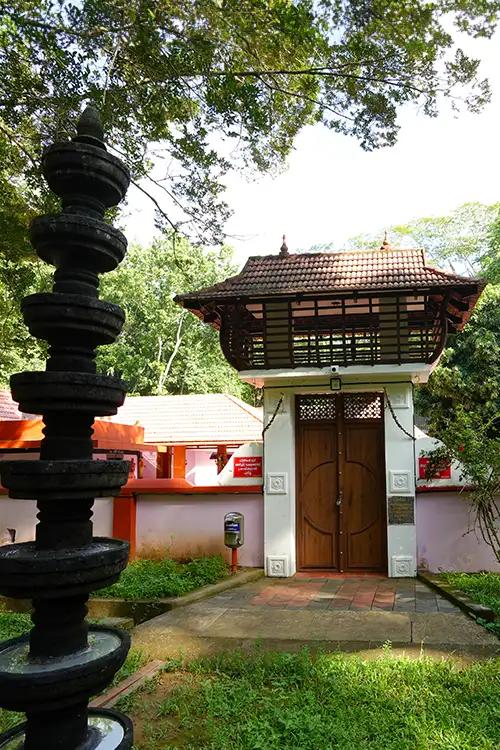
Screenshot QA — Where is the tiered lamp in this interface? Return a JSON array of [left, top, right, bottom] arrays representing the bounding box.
[[0, 108, 133, 748]]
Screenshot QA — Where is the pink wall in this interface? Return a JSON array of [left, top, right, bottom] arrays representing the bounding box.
[[136, 493, 264, 567], [416, 492, 499, 572], [1, 497, 113, 543], [186, 449, 218, 485]]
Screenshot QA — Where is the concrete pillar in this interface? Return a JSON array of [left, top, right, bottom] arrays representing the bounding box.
[[383, 383, 417, 577], [262, 390, 296, 576]]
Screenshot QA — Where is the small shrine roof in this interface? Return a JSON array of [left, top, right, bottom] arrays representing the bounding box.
[[176, 247, 482, 302], [105, 394, 263, 446]]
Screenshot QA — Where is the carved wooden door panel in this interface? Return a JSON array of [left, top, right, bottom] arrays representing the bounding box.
[[296, 393, 386, 573], [340, 394, 387, 572], [296, 396, 339, 569]]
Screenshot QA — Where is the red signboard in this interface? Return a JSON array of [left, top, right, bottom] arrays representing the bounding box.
[[233, 456, 263, 479], [418, 456, 451, 480]]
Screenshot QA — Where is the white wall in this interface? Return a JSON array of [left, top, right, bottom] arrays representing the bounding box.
[[218, 442, 263, 486], [262, 391, 296, 576], [186, 448, 218, 486], [383, 383, 417, 577], [416, 492, 499, 572], [0, 497, 114, 543], [136, 493, 264, 567], [259, 377, 418, 577]]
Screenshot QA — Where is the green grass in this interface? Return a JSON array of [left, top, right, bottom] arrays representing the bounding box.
[[441, 572, 500, 615], [441, 572, 500, 636], [0, 612, 32, 641], [121, 650, 500, 750], [93, 555, 229, 600]]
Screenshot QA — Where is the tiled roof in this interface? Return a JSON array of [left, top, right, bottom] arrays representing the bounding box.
[[176, 248, 480, 302], [0, 390, 33, 420], [107, 394, 263, 445]]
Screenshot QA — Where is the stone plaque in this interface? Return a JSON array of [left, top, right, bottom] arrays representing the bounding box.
[[388, 495, 415, 525]]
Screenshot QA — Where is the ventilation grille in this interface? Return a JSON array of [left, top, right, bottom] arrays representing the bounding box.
[[297, 396, 336, 422], [343, 393, 383, 420]]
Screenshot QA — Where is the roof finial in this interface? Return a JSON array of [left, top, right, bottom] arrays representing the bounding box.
[[380, 230, 391, 250], [279, 234, 288, 257], [74, 105, 106, 149]]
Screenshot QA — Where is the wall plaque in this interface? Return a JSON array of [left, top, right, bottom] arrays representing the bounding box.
[[388, 495, 415, 525]]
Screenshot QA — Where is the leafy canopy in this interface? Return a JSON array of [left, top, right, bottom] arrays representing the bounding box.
[[1, 0, 499, 245], [342, 200, 500, 559], [97, 235, 254, 401], [396, 204, 500, 560], [343, 201, 500, 275], [417, 284, 500, 560]]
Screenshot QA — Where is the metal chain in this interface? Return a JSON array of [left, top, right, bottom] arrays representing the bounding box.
[[262, 393, 285, 436], [383, 387, 416, 441]]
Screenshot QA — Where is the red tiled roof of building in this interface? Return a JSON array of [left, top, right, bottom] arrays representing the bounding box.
[[0, 390, 33, 420], [176, 248, 481, 302], [106, 394, 263, 446]]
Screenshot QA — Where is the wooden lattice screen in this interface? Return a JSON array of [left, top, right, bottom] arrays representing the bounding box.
[[220, 291, 446, 370]]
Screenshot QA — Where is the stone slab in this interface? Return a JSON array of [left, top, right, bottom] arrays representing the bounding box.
[[411, 613, 499, 647]]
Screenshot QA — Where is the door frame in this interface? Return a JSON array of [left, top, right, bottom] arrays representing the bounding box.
[[295, 392, 388, 574]]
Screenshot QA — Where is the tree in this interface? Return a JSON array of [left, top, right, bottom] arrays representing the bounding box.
[[1, 0, 499, 248], [417, 284, 500, 561], [97, 235, 255, 401], [342, 201, 500, 559], [343, 202, 500, 274]]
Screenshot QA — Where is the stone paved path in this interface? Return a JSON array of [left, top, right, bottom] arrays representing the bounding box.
[[245, 575, 459, 613], [133, 574, 499, 662]]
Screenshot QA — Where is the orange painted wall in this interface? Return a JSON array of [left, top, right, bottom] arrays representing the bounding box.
[[0, 419, 146, 450]]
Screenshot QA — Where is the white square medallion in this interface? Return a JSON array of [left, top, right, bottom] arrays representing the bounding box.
[[265, 395, 287, 418], [391, 555, 415, 578], [389, 470, 413, 495], [266, 472, 288, 494], [266, 555, 289, 577], [385, 388, 410, 409]]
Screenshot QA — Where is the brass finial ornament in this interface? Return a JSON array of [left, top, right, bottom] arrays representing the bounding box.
[[380, 230, 391, 250], [279, 234, 289, 257]]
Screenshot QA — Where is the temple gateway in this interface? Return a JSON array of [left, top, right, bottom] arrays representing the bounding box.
[[176, 239, 484, 577]]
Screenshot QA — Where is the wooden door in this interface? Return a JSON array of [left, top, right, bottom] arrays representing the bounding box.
[[340, 394, 387, 572], [296, 396, 339, 569], [296, 393, 386, 573]]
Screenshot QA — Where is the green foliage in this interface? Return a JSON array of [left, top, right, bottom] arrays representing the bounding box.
[[0, 611, 31, 641], [483, 210, 500, 283], [1, 1, 499, 247], [122, 649, 500, 749], [441, 572, 500, 636], [0, 255, 50, 387], [97, 236, 254, 400], [417, 284, 500, 560], [441, 572, 500, 615], [94, 554, 229, 600], [345, 201, 500, 274]]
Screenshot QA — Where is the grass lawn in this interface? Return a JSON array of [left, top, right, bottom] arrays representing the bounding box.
[[94, 555, 229, 600], [118, 650, 500, 750], [440, 572, 500, 635], [0, 611, 32, 641]]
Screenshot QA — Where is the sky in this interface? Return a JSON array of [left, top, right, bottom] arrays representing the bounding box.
[[123, 30, 500, 267]]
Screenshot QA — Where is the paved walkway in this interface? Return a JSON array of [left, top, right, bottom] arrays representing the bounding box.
[[245, 576, 458, 613], [133, 575, 499, 662]]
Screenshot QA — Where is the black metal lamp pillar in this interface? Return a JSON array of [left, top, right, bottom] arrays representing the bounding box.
[[0, 109, 133, 749]]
